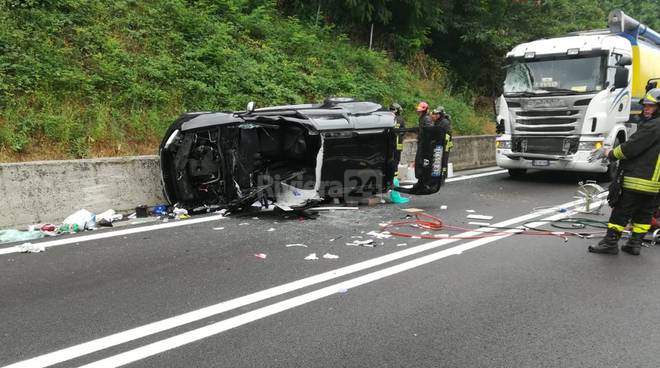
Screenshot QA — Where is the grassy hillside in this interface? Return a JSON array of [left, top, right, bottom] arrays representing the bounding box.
[[0, 0, 493, 161]]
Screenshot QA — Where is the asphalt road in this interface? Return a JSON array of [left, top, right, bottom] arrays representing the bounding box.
[[3, 168, 660, 368]]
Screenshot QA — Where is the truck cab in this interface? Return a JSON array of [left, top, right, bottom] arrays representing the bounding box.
[[495, 10, 660, 180]]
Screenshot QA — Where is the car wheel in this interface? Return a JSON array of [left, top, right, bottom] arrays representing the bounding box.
[[508, 168, 527, 179]]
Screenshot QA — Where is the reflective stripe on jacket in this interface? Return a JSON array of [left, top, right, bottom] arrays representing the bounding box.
[[609, 116, 660, 194]]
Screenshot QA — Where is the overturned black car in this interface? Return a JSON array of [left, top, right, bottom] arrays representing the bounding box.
[[159, 98, 450, 211]]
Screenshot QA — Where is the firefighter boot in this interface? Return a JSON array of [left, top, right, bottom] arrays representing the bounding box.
[[588, 228, 621, 255], [621, 232, 644, 256]]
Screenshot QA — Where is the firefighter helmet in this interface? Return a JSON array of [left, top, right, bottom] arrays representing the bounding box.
[[641, 88, 660, 105], [416, 101, 429, 112]]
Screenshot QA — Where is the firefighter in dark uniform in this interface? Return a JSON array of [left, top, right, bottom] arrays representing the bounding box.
[[390, 103, 406, 166], [589, 88, 660, 255], [431, 105, 454, 183], [416, 101, 433, 128]]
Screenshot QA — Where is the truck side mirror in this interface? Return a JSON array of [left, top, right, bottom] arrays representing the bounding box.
[[246, 101, 256, 113], [614, 67, 629, 89], [616, 55, 632, 66]]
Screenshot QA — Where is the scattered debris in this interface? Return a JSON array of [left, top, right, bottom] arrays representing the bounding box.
[[351, 236, 363, 239], [396, 243, 408, 247], [267, 228, 276, 232], [63, 209, 96, 231], [378, 223, 390, 227], [367, 231, 392, 239], [153, 205, 168, 216], [440, 205, 448, 210], [0, 230, 46, 244], [286, 243, 309, 248], [304, 253, 319, 260], [213, 227, 225, 231], [252, 217, 260, 220], [346, 239, 375, 247], [254, 253, 267, 259], [402, 208, 425, 213], [420, 231, 431, 235], [322, 253, 339, 259], [136, 205, 149, 218], [338, 287, 348, 294], [239, 223, 250, 226], [467, 214, 494, 220], [17, 242, 45, 253], [466, 209, 476, 213], [96, 209, 123, 227], [411, 236, 421, 239]]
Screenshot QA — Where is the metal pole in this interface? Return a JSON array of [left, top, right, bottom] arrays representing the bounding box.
[[369, 23, 374, 50]]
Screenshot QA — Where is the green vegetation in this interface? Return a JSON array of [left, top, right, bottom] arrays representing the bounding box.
[[2, 0, 660, 160], [0, 0, 487, 161]]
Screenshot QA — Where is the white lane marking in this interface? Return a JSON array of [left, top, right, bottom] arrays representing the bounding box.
[[0, 215, 225, 256], [0, 168, 504, 256], [1, 196, 593, 368], [76, 208, 585, 368], [445, 169, 507, 182]]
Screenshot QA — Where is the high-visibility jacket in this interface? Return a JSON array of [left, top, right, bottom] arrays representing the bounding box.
[[608, 115, 660, 194]]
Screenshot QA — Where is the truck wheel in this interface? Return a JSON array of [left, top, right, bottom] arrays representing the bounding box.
[[508, 169, 527, 179], [600, 138, 620, 182]]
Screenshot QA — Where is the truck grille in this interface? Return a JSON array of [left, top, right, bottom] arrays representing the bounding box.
[[506, 96, 590, 136], [512, 137, 579, 155]]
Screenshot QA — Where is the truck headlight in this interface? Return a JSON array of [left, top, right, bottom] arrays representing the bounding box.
[[496, 140, 511, 149], [578, 141, 603, 151]]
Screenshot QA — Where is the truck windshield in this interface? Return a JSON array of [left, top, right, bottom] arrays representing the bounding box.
[[504, 56, 606, 96]]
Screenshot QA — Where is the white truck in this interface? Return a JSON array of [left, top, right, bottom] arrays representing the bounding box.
[[495, 10, 660, 180]]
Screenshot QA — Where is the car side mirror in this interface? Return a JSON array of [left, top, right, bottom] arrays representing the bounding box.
[[613, 67, 629, 89], [616, 55, 632, 66], [246, 101, 256, 113]]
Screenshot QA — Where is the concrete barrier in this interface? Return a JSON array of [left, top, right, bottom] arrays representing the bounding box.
[[0, 135, 496, 229], [400, 135, 496, 171], [0, 156, 165, 229]]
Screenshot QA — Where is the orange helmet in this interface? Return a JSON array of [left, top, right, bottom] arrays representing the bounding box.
[[416, 101, 429, 112]]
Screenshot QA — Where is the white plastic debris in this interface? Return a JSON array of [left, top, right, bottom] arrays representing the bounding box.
[[173, 208, 188, 216], [322, 253, 339, 259], [267, 228, 276, 232], [440, 205, 448, 210], [467, 214, 494, 220], [411, 236, 421, 239], [346, 239, 375, 247], [367, 231, 392, 239], [285, 243, 309, 248], [213, 227, 225, 231], [63, 209, 96, 230], [96, 209, 123, 225], [304, 253, 319, 260], [239, 223, 250, 226], [17, 242, 45, 253], [396, 243, 408, 247], [420, 231, 431, 235], [254, 253, 267, 259], [466, 209, 476, 213], [252, 217, 259, 220]]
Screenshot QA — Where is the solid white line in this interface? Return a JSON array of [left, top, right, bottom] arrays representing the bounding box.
[[76, 207, 586, 368], [0, 215, 226, 256], [445, 169, 507, 182], [0, 196, 593, 368], [0, 168, 504, 256]]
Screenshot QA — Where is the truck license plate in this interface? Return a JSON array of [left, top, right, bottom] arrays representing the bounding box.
[[532, 160, 549, 166]]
